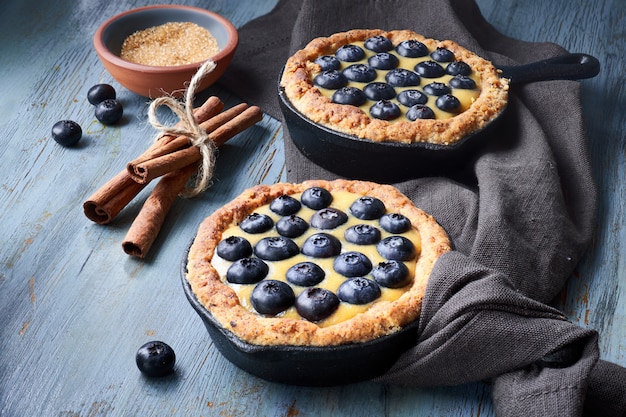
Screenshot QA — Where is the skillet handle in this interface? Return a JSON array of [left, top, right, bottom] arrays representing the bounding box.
[[498, 53, 600, 85]]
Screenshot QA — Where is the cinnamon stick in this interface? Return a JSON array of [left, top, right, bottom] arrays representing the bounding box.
[[122, 163, 198, 258], [128, 105, 264, 184]]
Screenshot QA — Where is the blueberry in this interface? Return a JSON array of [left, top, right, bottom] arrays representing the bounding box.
[[276, 215, 309, 238], [332, 87, 367, 106], [368, 52, 399, 70], [226, 257, 269, 284], [239, 213, 274, 234], [313, 70, 348, 90], [301, 187, 332, 210], [406, 105, 436, 120], [343, 64, 377, 82], [370, 100, 401, 120], [431, 47, 455, 62], [414, 61, 445, 78], [337, 277, 381, 305], [51, 120, 82, 146], [385, 68, 420, 87], [310, 207, 348, 229], [396, 40, 429, 58], [136, 341, 176, 378], [364, 35, 394, 52], [397, 90, 428, 107], [377, 236, 417, 261], [379, 213, 412, 233], [423, 82, 451, 96], [333, 251, 373, 277], [254, 236, 299, 261], [436, 94, 461, 113], [446, 61, 472, 76], [295, 287, 340, 322], [449, 75, 476, 89], [94, 98, 123, 125], [335, 44, 366, 62], [270, 195, 301, 216], [372, 260, 411, 288], [87, 83, 116, 105], [216, 235, 253, 261], [286, 262, 326, 286], [350, 196, 386, 220], [344, 224, 381, 245], [314, 55, 341, 71], [302, 233, 342, 258], [250, 280, 295, 316], [363, 82, 396, 101]]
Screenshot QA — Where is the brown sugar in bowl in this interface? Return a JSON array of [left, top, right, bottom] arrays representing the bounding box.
[[93, 5, 238, 98]]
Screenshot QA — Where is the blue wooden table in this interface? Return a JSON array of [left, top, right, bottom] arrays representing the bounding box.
[[1, 0, 623, 416]]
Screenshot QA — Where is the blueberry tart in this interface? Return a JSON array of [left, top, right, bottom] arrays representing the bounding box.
[[279, 29, 509, 145], [184, 179, 451, 347]]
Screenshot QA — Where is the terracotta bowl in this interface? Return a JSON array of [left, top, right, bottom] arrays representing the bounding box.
[[93, 5, 238, 98]]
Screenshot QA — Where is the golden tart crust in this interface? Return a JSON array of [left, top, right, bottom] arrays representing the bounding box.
[[185, 179, 451, 347], [280, 29, 509, 145]]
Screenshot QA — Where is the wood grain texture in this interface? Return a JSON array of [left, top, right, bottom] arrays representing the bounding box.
[[0, 0, 623, 416]]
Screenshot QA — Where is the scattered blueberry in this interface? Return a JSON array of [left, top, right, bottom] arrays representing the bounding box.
[[310, 207, 349, 229], [377, 236, 417, 261], [136, 341, 176, 378], [94, 98, 123, 125], [333, 251, 373, 277], [295, 287, 340, 322], [276, 215, 309, 238], [414, 61, 445, 78], [335, 44, 365, 62], [51, 120, 82, 147], [397, 90, 428, 107], [286, 262, 326, 287], [337, 277, 381, 305], [379, 213, 412, 233], [423, 82, 451, 96], [239, 213, 274, 234], [436, 94, 461, 113], [301, 233, 342, 258], [270, 195, 301, 216], [406, 105, 436, 120], [430, 47, 455, 62], [385, 68, 420, 87], [313, 70, 348, 90], [250, 280, 295, 315], [332, 87, 367, 106], [314, 55, 341, 71], [344, 224, 381, 245], [364, 35, 394, 52], [446, 61, 472, 76], [368, 52, 399, 70], [216, 235, 253, 261], [301, 187, 332, 210], [349, 196, 386, 220], [396, 40, 429, 58], [87, 83, 116, 105], [370, 100, 401, 120], [371, 260, 412, 288], [363, 82, 396, 101], [449, 75, 476, 89], [343, 64, 377, 82], [254, 236, 299, 261], [226, 257, 269, 284]]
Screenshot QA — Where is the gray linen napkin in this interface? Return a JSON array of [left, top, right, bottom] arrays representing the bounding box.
[[220, 1, 626, 416]]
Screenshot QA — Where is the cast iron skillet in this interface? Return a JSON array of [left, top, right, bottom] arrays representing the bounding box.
[[181, 242, 421, 386], [278, 53, 600, 183]]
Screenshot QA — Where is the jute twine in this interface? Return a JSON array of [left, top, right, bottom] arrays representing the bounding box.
[[147, 60, 217, 198]]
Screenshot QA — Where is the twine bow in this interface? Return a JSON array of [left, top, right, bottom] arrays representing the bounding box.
[[147, 60, 217, 198]]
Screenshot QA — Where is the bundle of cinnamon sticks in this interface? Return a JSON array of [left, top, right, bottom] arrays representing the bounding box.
[[83, 95, 263, 258]]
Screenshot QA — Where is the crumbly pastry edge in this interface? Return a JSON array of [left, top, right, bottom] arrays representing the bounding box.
[[185, 179, 452, 347], [279, 29, 510, 145]]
